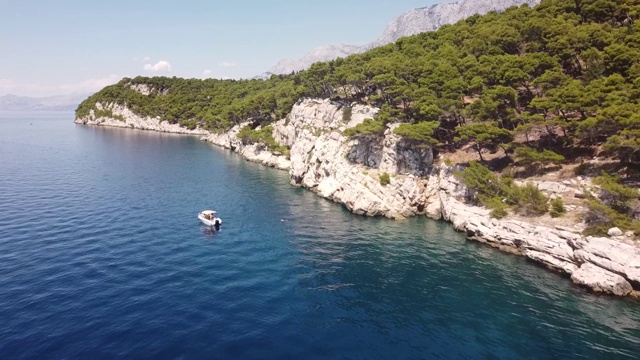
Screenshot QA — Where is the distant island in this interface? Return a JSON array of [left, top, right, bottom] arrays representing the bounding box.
[[0, 93, 90, 111]]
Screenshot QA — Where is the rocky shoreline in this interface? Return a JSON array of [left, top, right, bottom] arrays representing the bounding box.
[[75, 98, 640, 299]]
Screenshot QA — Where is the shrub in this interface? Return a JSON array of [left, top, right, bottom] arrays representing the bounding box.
[[482, 196, 509, 219], [583, 200, 640, 236], [592, 172, 639, 214], [237, 125, 289, 155], [515, 147, 565, 168], [93, 108, 126, 122], [455, 161, 504, 199], [179, 119, 198, 130], [342, 106, 352, 123], [550, 198, 566, 217], [379, 172, 391, 186], [509, 183, 549, 216], [343, 118, 384, 137], [393, 121, 439, 144], [456, 162, 549, 217], [583, 173, 640, 236]]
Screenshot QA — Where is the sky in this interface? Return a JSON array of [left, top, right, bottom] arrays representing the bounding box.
[[0, 0, 440, 97]]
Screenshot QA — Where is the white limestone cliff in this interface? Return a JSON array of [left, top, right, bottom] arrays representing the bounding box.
[[425, 166, 640, 298], [75, 98, 640, 299], [75, 102, 209, 135], [272, 99, 431, 219]]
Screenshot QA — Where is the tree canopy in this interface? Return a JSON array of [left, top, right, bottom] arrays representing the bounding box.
[[77, 0, 640, 168]]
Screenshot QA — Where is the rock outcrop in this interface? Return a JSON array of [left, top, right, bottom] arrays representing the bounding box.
[[75, 103, 209, 135], [273, 99, 431, 218], [425, 166, 640, 297], [203, 122, 291, 170], [75, 97, 640, 299]]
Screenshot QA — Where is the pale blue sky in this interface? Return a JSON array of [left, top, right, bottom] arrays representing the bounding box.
[[0, 0, 439, 96]]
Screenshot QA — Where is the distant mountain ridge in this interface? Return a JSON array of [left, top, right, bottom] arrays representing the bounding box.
[[0, 93, 89, 111], [267, 0, 541, 75], [269, 44, 361, 75], [364, 0, 541, 50]]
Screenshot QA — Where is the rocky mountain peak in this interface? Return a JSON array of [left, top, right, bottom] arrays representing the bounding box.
[[267, 0, 541, 75], [366, 0, 541, 50], [268, 44, 361, 75]]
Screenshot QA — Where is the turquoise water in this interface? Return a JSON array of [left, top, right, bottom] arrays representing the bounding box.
[[1, 112, 639, 359]]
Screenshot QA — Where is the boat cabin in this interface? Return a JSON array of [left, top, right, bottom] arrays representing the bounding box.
[[202, 210, 217, 220]]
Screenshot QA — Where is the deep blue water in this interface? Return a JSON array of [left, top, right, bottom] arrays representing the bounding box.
[[1, 112, 639, 359]]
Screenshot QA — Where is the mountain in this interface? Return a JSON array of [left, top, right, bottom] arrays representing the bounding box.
[[268, 44, 361, 75], [267, 0, 541, 75], [0, 93, 90, 111], [365, 0, 541, 50]]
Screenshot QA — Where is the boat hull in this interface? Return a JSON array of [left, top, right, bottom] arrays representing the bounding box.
[[198, 213, 222, 227]]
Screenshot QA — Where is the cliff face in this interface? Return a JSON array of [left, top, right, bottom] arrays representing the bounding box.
[[75, 99, 640, 299], [275, 99, 431, 218], [75, 103, 209, 135], [426, 167, 640, 298], [201, 98, 431, 218]]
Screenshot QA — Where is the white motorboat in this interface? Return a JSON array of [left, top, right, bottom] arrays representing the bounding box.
[[198, 210, 222, 227]]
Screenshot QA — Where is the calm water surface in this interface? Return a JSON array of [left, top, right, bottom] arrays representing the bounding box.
[[1, 112, 639, 359]]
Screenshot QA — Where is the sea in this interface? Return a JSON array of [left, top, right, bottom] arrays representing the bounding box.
[[1, 112, 639, 359]]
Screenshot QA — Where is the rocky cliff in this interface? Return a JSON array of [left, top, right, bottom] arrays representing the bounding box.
[[425, 167, 640, 298], [75, 99, 640, 299], [75, 102, 210, 135]]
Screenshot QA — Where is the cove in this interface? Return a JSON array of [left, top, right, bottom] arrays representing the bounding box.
[[1, 113, 639, 359]]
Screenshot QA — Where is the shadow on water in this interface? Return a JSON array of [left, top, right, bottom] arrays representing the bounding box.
[[201, 225, 222, 238]]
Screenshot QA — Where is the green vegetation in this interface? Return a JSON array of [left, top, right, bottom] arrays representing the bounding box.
[[93, 108, 125, 122], [393, 121, 439, 144], [550, 198, 566, 217], [484, 196, 510, 219], [455, 123, 512, 161], [583, 173, 640, 235], [456, 162, 550, 218], [76, 75, 302, 133], [379, 172, 391, 186], [342, 118, 384, 138], [342, 106, 352, 123], [237, 125, 290, 156], [515, 147, 564, 167], [180, 119, 197, 130], [77, 0, 640, 169], [593, 172, 639, 214], [76, 0, 640, 228]]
